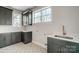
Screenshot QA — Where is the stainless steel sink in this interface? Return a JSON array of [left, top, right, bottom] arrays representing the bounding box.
[[54, 35, 73, 39]]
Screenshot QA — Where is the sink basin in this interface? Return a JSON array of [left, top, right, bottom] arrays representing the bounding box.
[[54, 35, 73, 39]]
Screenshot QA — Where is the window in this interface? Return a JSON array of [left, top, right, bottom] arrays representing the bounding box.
[[34, 11, 41, 23], [13, 10, 22, 27], [33, 7, 51, 24], [42, 7, 51, 22]]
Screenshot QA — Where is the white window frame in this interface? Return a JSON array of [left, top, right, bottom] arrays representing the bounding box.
[[33, 7, 52, 24]]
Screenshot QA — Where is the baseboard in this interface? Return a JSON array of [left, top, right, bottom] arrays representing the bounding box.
[[32, 41, 47, 49]]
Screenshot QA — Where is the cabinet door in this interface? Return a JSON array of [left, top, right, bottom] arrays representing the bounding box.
[[27, 32, 32, 42], [28, 13, 32, 25], [11, 32, 16, 44], [4, 9, 12, 25], [5, 33, 12, 46], [0, 7, 12, 25], [15, 32, 21, 43], [0, 34, 5, 48], [47, 37, 66, 53], [0, 8, 5, 25], [12, 32, 21, 44], [24, 32, 32, 44]]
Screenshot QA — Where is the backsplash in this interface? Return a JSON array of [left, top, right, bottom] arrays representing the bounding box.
[[0, 25, 22, 33]]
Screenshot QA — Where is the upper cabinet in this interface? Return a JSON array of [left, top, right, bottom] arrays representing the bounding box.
[[0, 6, 12, 25], [22, 9, 32, 26]]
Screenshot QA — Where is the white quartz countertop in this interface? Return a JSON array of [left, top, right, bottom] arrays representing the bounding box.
[[48, 35, 79, 43], [0, 30, 32, 33], [0, 31, 21, 33], [22, 31, 32, 32]]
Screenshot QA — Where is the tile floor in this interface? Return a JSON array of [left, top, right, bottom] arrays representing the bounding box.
[[0, 42, 47, 53]]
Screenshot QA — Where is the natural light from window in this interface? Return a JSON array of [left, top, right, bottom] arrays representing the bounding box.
[[33, 7, 52, 24]]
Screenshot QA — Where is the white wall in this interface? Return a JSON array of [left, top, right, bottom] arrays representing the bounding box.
[[25, 6, 79, 48], [53, 6, 79, 40]]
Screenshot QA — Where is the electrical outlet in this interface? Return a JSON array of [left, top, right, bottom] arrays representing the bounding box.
[[45, 43, 47, 46]]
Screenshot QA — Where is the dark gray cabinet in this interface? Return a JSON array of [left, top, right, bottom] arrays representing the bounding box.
[[0, 33, 12, 48], [11, 32, 17, 44], [0, 31, 32, 48], [21, 32, 32, 44], [11, 32, 21, 44], [0, 34, 5, 48], [47, 37, 79, 53], [5, 33, 12, 46], [22, 10, 32, 25], [0, 6, 12, 25], [15, 32, 21, 43], [0, 32, 21, 48]]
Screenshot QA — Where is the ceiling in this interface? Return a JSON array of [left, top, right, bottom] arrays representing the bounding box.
[[4, 6, 35, 11], [11, 6, 34, 11]]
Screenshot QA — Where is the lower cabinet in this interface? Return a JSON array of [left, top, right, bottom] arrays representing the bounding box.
[[0, 32, 32, 48], [11, 32, 17, 44], [47, 37, 79, 53], [11, 32, 21, 44], [15, 32, 21, 43], [0, 34, 5, 48], [5, 33, 12, 46], [0, 32, 21, 48], [21, 31, 32, 44]]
